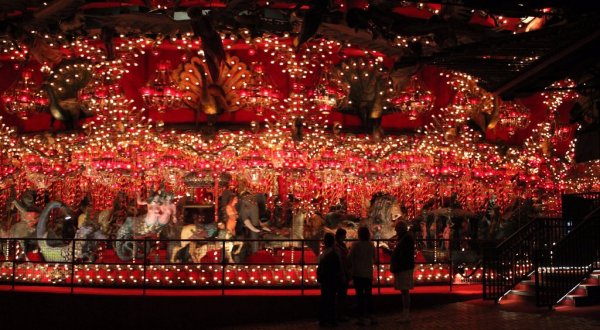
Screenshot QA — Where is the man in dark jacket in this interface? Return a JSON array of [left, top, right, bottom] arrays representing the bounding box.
[[317, 232, 343, 327], [390, 221, 415, 323]]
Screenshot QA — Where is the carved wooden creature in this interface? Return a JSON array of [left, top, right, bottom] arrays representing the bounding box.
[[173, 55, 251, 126]]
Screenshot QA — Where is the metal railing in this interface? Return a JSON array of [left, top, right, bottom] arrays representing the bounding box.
[[0, 236, 474, 294], [482, 217, 566, 302], [535, 207, 600, 307]]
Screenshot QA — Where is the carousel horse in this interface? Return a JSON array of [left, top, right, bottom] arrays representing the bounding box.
[[72, 223, 107, 262], [176, 189, 244, 263], [168, 222, 218, 263]]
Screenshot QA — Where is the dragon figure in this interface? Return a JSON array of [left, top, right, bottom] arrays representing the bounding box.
[[35, 201, 76, 263]]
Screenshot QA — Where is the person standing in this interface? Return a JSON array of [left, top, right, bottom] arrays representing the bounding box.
[[317, 233, 343, 327], [390, 221, 415, 323], [349, 226, 376, 325], [334, 228, 351, 321]]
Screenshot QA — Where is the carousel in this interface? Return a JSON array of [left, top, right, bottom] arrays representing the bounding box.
[[0, 1, 598, 290]]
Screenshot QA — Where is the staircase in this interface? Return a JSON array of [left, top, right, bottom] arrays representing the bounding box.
[[500, 273, 537, 303], [482, 217, 566, 301], [560, 270, 600, 307], [534, 205, 600, 307], [501, 269, 600, 307], [484, 193, 600, 308]]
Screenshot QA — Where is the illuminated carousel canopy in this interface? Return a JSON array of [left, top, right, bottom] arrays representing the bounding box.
[[0, 0, 598, 214]]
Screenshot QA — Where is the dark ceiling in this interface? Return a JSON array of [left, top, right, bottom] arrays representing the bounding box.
[[1, 0, 599, 101]]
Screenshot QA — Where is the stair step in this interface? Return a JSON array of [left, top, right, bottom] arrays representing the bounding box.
[[503, 290, 537, 303], [514, 280, 536, 292], [564, 294, 600, 307], [510, 289, 536, 296], [580, 284, 600, 296], [583, 276, 599, 285]]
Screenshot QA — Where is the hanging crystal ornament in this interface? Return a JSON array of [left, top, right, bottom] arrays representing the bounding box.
[[498, 101, 530, 136], [311, 67, 345, 116], [241, 62, 281, 116], [2, 70, 47, 120], [391, 74, 435, 120], [140, 61, 182, 113]]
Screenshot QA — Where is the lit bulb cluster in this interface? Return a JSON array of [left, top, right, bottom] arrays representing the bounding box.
[[497, 101, 531, 136], [0, 30, 593, 220], [1, 69, 47, 120], [0, 260, 465, 288], [444, 72, 495, 126]]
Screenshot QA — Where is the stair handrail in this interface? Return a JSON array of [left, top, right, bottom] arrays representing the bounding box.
[[483, 216, 565, 301], [535, 206, 600, 307]]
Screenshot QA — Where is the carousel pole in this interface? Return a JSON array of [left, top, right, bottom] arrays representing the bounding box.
[[11, 239, 16, 290], [214, 173, 219, 223]]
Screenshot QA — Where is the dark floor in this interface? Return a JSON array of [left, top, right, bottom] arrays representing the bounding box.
[[228, 301, 600, 330], [0, 284, 598, 329]]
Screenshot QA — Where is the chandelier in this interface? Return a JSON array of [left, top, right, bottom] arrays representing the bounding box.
[[140, 61, 181, 113], [2, 70, 47, 120], [78, 62, 128, 112], [498, 102, 530, 136], [311, 68, 345, 115], [91, 151, 132, 172], [446, 74, 496, 125], [391, 74, 435, 120], [0, 154, 15, 180], [240, 63, 281, 116], [552, 122, 574, 145]]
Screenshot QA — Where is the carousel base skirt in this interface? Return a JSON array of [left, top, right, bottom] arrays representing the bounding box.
[[0, 283, 481, 328], [0, 283, 481, 296]]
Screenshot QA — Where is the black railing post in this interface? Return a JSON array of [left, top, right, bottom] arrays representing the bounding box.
[[300, 239, 305, 296], [221, 239, 226, 296], [142, 238, 148, 295], [533, 248, 541, 306], [449, 238, 453, 292], [376, 239, 381, 295], [11, 239, 16, 291], [482, 251, 486, 299], [70, 238, 76, 294]]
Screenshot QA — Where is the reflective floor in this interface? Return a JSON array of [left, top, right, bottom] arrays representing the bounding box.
[[229, 300, 600, 330]]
